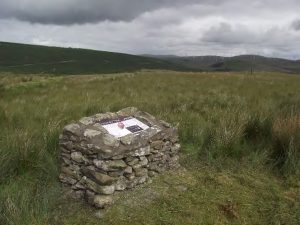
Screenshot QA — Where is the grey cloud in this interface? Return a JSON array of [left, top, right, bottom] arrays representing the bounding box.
[[1, 0, 300, 59], [0, 0, 208, 25], [199, 21, 300, 58], [201, 22, 261, 45], [292, 19, 300, 30]]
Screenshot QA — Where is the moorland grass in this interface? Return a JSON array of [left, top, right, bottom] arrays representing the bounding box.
[[0, 71, 299, 225]]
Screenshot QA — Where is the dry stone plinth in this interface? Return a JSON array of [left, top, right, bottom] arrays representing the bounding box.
[[59, 107, 180, 208]]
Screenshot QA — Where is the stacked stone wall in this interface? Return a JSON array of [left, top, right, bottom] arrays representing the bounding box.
[[59, 107, 180, 208]]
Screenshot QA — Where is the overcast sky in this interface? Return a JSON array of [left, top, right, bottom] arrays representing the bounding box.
[[1, 0, 300, 59]]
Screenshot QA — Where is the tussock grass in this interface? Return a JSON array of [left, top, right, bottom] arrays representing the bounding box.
[[272, 113, 300, 175], [0, 71, 299, 224]]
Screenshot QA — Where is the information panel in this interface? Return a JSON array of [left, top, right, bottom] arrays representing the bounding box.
[[100, 116, 149, 138]]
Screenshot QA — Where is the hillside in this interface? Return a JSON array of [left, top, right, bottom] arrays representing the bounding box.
[[147, 54, 300, 73], [2, 41, 300, 75], [0, 42, 187, 74]]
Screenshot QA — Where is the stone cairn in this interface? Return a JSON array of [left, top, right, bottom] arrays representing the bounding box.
[[59, 107, 180, 209]]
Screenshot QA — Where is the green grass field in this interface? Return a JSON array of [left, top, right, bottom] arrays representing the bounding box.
[[0, 71, 299, 225]]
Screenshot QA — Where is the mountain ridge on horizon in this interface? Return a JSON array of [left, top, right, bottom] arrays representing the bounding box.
[[145, 54, 300, 74], [1, 41, 300, 74], [142, 54, 300, 61]]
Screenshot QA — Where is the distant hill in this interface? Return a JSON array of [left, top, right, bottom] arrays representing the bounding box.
[[0, 42, 187, 75], [146, 54, 300, 74], [1, 41, 300, 75]]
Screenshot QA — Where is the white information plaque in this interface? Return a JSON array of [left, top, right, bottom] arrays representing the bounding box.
[[100, 116, 149, 138]]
